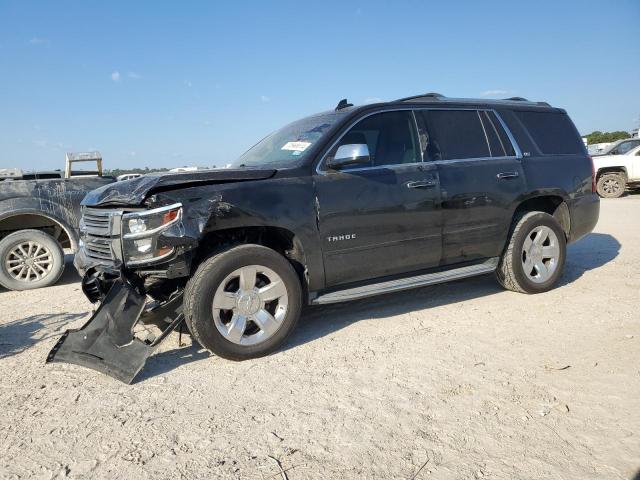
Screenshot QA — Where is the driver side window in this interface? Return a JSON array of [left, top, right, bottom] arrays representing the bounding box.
[[326, 111, 419, 170]]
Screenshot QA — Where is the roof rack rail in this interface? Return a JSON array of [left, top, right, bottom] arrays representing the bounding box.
[[395, 92, 445, 102], [335, 99, 354, 111], [505, 96, 529, 102]]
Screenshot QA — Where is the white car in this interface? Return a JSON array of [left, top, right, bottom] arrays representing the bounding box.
[[593, 145, 640, 197]]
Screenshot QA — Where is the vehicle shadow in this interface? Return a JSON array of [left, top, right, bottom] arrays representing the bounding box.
[[0, 312, 87, 359], [138, 342, 210, 382], [562, 232, 620, 285]]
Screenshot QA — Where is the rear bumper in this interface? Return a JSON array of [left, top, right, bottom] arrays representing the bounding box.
[[568, 193, 600, 244]]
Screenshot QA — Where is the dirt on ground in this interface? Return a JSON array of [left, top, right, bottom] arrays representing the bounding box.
[[0, 196, 639, 480]]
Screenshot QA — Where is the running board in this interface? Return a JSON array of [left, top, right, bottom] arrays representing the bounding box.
[[312, 257, 499, 305]]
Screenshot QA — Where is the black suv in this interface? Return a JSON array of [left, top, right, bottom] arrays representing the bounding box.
[[49, 93, 600, 382]]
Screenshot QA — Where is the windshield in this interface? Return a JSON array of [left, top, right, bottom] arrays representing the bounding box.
[[230, 111, 347, 168]]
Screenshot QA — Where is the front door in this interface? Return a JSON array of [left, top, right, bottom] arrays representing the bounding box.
[[314, 110, 442, 288]]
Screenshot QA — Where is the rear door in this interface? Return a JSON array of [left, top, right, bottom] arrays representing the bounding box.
[[415, 109, 524, 264], [314, 110, 442, 287]]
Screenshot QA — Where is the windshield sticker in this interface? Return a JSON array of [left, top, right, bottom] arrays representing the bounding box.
[[281, 141, 311, 152]]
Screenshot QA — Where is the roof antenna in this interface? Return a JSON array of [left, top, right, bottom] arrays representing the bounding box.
[[335, 99, 353, 111]]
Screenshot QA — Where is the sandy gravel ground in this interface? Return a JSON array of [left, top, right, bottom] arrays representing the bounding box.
[[0, 197, 639, 480]]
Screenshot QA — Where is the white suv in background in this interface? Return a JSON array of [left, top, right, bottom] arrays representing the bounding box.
[[593, 145, 640, 197]]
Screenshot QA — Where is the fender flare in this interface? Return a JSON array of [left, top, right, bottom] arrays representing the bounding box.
[[0, 199, 80, 251]]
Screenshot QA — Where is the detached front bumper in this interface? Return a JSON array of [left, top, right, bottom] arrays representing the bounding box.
[[47, 278, 184, 383]]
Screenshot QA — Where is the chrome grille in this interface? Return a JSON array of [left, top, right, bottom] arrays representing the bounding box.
[[84, 237, 113, 260], [81, 207, 122, 264], [82, 208, 113, 236]]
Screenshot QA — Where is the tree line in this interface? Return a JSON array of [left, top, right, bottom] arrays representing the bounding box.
[[583, 131, 631, 144]]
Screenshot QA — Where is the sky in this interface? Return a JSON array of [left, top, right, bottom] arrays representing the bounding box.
[[0, 0, 639, 171]]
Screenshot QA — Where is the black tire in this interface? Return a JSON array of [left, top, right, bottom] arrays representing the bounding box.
[[596, 172, 626, 198], [184, 244, 302, 360], [496, 212, 566, 294], [0, 229, 65, 291]]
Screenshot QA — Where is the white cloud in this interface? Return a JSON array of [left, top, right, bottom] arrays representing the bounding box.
[[29, 37, 50, 46], [480, 89, 510, 97], [129, 151, 137, 157], [260, 95, 270, 103], [127, 72, 141, 79], [184, 80, 192, 88], [111, 71, 121, 82]]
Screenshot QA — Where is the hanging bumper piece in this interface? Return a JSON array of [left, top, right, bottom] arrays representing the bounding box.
[[46, 279, 184, 384]]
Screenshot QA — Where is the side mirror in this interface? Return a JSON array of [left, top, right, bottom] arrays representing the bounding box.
[[327, 144, 371, 170]]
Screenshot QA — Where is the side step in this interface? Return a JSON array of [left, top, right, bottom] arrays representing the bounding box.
[[312, 257, 499, 305]]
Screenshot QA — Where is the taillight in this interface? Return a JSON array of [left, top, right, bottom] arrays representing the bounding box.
[[589, 156, 596, 193]]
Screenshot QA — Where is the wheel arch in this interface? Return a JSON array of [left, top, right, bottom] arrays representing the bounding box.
[[0, 209, 77, 250], [596, 167, 628, 181], [193, 225, 309, 298], [510, 194, 570, 240]]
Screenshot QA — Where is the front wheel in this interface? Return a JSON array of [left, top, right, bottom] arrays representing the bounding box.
[[496, 212, 566, 294], [184, 244, 302, 360]]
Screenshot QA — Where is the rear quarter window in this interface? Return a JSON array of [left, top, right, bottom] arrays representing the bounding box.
[[516, 111, 585, 155]]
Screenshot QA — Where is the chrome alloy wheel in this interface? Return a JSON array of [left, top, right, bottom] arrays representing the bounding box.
[[5, 241, 54, 283], [521, 226, 560, 284], [211, 265, 289, 346]]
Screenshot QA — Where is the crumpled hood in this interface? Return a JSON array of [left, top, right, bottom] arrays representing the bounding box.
[[82, 168, 277, 207]]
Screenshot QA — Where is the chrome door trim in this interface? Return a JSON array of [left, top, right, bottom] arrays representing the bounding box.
[[315, 107, 523, 176]]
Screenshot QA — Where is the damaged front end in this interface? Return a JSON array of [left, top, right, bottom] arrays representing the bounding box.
[[47, 200, 198, 383]]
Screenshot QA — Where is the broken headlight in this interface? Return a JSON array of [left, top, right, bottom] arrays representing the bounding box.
[[122, 204, 182, 265]]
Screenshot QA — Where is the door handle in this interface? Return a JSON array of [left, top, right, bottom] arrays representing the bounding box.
[[496, 171, 519, 180], [406, 180, 437, 189]]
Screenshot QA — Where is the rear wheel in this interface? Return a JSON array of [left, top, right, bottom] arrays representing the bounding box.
[[184, 244, 302, 360], [0, 229, 65, 291], [496, 212, 566, 294], [596, 172, 626, 198]]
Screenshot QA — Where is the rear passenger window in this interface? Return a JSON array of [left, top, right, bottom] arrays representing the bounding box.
[[418, 110, 490, 161], [479, 111, 516, 157], [516, 111, 584, 155]]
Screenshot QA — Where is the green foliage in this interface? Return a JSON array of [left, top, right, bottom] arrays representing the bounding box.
[[104, 167, 170, 177], [583, 131, 630, 144]]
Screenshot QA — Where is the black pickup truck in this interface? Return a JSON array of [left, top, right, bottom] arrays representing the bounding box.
[[48, 93, 600, 382], [0, 169, 114, 290]]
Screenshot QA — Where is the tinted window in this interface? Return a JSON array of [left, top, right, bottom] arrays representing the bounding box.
[[418, 110, 490, 161], [516, 111, 584, 155], [479, 111, 516, 157], [329, 111, 419, 169]]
